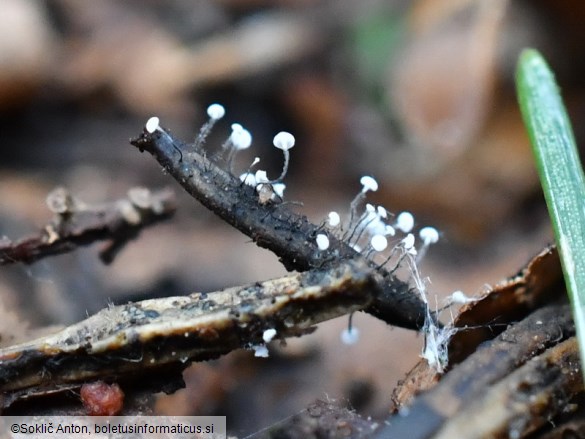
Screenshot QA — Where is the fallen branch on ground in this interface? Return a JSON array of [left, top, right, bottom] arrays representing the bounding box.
[[0, 260, 374, 408], [0, 187, 177, 265]]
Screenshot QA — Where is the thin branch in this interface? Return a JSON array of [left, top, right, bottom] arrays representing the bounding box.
[[0, 187, 176, 266], [0, 260, 375, 407], [130, 127, 426, 330]]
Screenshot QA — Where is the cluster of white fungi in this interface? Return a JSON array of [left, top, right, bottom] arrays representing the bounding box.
[[145, 104, 473, 371]]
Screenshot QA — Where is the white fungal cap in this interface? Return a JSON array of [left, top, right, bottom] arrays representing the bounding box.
[[449, 290, 475, 304], [263, 328, 277, 343], [371, 234, 388, 252], [145, 116, 160, 134], [230, 124, 252, 150], [251, 157, 260, 167], [272, 183, 286, 198], [362, 204, 387, 236], [253, 345, 269, 358], [384, 224, 396, 236], [239, 172, 256, 187], [396, 212, 415, 233], [316, 233, 330, 251], [377, 206, 388, 219], [328, 211, 341, 227], [273, 131, 295, 151], [360, 176, 378, 193], [255, 170, 269, 184], [402, 233, 415, 249], [420, 226, 439, 245], [207, 103, 225, 120], [340, 327, 360, 345]]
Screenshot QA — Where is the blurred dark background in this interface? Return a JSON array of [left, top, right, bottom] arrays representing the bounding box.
[[2, 0, 585, 436]]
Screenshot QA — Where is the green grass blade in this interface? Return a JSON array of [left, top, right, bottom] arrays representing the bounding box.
[[516, 48, 585, 375]]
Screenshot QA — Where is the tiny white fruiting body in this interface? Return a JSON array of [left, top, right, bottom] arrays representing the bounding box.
[[255, 170, 269, 184], [340, 327, 360, 345], [230, 124, 252, 150], [253, 345, 269, 358], [263, 328, 277, 343], [240, 172, 256, 187], [316, 233, 330, 251], [271, 131, 296, 182], [360, 176, 378, 193], [449, 290, 476, 304], [371, 234, 388, 252], [420, 227, 439, 245], [145, 117, 160, 134], [207, 103, 225, 120], [396, 212, 415, 233], [359, 204, 388, 237], [402, 233, 415, 249], [328, 211, 341, 227], [273, 132, 295, 151], [272, 183, 286, 198]]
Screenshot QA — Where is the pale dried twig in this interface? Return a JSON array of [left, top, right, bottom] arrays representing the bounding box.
[[0, 187, 177, 266], [0, 260, 375, 408]]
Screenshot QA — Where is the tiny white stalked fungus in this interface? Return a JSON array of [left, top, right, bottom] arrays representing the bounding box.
[[396, 212, 415, 233], [206, 103, 225, 120], [145, 116, 160, 134], [316, 233, 330, 251], [371, 234, 388, 252], [272, 131, 295, 182], [328, 211, 341, 227]]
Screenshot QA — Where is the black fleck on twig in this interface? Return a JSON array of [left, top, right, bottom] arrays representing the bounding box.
[[0, 260, 375, 407], [0, 187, 177, 266], [130, 126, 426, 330]]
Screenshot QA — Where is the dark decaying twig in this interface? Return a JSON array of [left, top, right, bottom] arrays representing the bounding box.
[[0, 187, 177, 266], [431, 336, 581, 439], [0, 260, 375, 408], [130, 125, 426, 330], [375, 304, 583, 439]]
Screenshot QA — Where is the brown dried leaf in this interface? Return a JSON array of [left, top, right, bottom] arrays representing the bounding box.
[[391, 245, 564, 411], [449, 244, 563, 364]]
